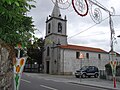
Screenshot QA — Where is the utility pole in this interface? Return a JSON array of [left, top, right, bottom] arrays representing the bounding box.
[[109, 12, 115, 61], [89, 0, 115, 59]]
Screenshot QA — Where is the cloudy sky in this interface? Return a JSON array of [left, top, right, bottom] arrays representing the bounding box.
[[28, 0, 120, 53]]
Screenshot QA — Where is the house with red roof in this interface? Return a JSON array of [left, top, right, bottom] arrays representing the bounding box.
[[57, 44, 109, 74]]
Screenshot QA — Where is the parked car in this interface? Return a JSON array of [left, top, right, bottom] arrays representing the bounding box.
[[75, 66, 99, 78]]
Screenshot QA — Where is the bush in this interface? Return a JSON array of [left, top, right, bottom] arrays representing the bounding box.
[[105, 63, 120, 76]]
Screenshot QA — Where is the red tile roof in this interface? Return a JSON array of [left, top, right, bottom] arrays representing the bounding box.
[[59, 44, 108, 53]]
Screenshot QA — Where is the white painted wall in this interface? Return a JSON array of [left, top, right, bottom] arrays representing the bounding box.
[[60, 48, 110, 75]]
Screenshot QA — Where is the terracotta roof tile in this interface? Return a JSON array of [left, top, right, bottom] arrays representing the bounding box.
[[59, 44, 108, 53]]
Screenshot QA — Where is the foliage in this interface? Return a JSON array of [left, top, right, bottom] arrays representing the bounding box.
[[105, 63, 120, 76], [27, 38, 45, 64], [0, 0, 36, 47]]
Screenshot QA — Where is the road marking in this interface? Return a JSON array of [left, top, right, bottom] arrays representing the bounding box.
[[44, 78, 69, 83], [21, 79, 31, 84], [40, 85, 58, 90]]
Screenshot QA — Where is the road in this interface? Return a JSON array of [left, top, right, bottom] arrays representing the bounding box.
[[20, 73, 108, 90]]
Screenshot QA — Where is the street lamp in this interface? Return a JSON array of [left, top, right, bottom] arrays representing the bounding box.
[[34, 62, 37, 65]]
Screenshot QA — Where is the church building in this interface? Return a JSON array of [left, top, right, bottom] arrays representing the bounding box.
[[43, 1, 120, 75]]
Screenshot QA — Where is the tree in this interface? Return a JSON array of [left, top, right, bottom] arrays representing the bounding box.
[[27, 38, 45, 72], [0, 0, 36, 59]]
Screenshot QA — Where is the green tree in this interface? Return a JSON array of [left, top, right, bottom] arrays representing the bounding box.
[[29, 38, 45, 61], [0, 0, 36, 45], [0, 0, 36, 59], [27, 38, 45, 72]]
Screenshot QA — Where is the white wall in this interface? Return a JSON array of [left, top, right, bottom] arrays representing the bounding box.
[[60, 49, 110, 75]]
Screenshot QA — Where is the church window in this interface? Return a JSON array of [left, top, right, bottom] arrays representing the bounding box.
[[76, 52, 80, 59], [86, 53, 89, 59], [58, 22, 62, 33], [98, 54, 101, 60], [48, 23, 51, 33], [47, 47, 50, 56]]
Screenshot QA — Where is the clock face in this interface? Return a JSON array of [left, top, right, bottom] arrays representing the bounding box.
[[58, 22, 62, 32]]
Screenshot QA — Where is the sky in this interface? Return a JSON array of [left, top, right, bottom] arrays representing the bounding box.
[[28, 0, 120, 53]]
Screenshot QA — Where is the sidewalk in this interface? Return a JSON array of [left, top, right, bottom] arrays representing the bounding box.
[[70, 78, 120, 90], [53, 74, 120, 90]]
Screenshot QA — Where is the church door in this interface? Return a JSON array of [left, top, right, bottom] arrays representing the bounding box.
[[46, 61, 50, 74]]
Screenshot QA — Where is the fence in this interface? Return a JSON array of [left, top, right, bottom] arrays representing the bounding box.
[[24, 63, 44, 73], [99, 70, 107, 79]]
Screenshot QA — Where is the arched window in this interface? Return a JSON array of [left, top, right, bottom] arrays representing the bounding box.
[[48, 23, 51, 33], [58, 22, 62, 33], [47, 47, 50, 56], [98, 54, 101, 60], [86, 53, 89, 59], [76, 52, 80, 59]]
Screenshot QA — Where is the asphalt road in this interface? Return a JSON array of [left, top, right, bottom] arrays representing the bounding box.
[[20, 73, 108, 90]]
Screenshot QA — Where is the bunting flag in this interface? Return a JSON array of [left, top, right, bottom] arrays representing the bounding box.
[[14, 57, 27, 90]]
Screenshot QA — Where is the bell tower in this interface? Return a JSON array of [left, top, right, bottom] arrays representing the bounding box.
[[44, 1, 67, 74], [45, 1, 67, 45]]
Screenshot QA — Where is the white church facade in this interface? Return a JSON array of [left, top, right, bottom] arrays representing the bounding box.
[[43, 1, 120, 75]]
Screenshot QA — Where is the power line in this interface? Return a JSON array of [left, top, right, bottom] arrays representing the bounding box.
[[78, 33, 106, 38], [68, 23, 97, 39], [68, 17, 109, 39], [77, 29, 120, 38]]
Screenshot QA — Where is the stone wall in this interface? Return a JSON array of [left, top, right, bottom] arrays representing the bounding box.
[[0, 40, 13, 90]]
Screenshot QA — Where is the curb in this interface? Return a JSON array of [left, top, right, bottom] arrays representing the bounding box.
[[69, 82, 119, 90]]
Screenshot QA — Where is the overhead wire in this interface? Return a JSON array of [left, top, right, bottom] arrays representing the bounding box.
[[77, 28, 120, 38], [67, 14, 120, 39], [68, 16, 109, 39]]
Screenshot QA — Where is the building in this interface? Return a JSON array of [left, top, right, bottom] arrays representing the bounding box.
[[58, 45, 109, 75], [43, 1, 67, 74], [43, 1, 120, 75]]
